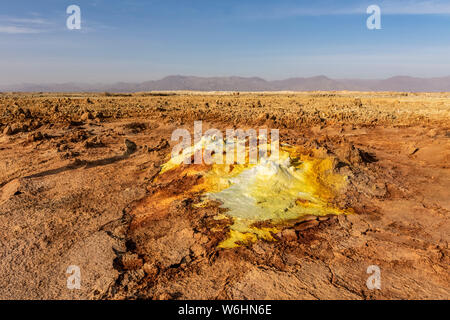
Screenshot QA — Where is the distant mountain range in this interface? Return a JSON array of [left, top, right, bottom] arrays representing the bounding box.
[[2, 75, 450, 92]]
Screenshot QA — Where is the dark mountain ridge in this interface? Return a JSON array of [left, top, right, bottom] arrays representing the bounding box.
[[3, 75, 450, 92]]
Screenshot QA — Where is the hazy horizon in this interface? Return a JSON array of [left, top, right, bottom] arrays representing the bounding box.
[[4, 74, 450, 87], [3, 74, 450, 93]]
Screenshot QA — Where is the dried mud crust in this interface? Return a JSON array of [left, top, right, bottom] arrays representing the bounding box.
[[0, 91, 449, 300]]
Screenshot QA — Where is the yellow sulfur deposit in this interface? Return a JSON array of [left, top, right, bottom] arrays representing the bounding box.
[[159, 138, 352, 248]]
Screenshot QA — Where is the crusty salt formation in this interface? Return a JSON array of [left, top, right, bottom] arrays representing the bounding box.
[[159, 137, 352, 248]]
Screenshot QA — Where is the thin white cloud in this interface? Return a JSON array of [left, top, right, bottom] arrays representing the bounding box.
[[336, 0, 450, 15], [236, 0, 450, 20], [0, 14, 113, 35], [379, 0, 450, 14], [0, 15, 53, 34], [0, 26, 42, 34], [3, 18, 50, 25]]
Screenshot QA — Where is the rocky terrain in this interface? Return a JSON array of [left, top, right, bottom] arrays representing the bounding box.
[[0, 91, 449, 299]]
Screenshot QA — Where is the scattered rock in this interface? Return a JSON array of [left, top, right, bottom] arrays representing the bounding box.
[[94, 111, 104, 119], [124, 122, 146, 133], [71, 158, 85, 166], [354, 98, 363, 107], [121, 253, 143, 270], [3, 125, 12, 135], [124, 139, 137, 155], [69, 130, 89, 143], [193, 233, 209, 244], [371, 182, 387, 197], [158, 293, 172, 300], [12, 107, 30, 118], [338, 144, 377, 165], [80, 112, 93, 121], [61, 150, 80, 159], [57, 143, 69, 152], [359, 149, 377, 163], [427, 129, 438, 138], [294, 219, 319, 231], [147, 227, 195, 268], [299, 215, 319, 222], [147, 138, 169, 152], [27, 131, 44, 142], [143, 263, 159, 277], [84, 136, 104, 149], [408, 146, 419, 155], [280, 229, 297, 241], [127, 269, 145, 283], [190, 244, 205, 257], [181, 255, 192, 265], [0, 179, 22, 203]]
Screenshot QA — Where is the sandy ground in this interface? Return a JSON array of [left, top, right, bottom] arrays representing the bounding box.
[[0, 91, 449, 300]]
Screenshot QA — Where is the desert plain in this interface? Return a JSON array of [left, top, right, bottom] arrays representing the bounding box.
[[0, 91, 449, 299]]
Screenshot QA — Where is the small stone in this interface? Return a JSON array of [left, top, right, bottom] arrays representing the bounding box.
[[294, 219, 319, 231], [13, 107, 24, 116], [190, 244, 205, 257], [193, 233, 209, 244], [124, 139, 137, 155], [181, 255, 192, 264], [3, 125, 12, 135], [121, 253, 143, 270], [80, 112, 93, 121], [72, 158, 85, 166], [143, 263, 159, 277], [94, 111, 104, 119], [300, 215, 320, 222], [281, 229, 297, 241], [407, 145, 419, 155], [129, 269, 145, 282], [158, 293, 171, 300], [27, 131, 43, 142], [84, 136, 103, 148], [0, 179, 21, 202], [57, 144, 69, 152], [310, 240, 321, 249], [427, 129, 438, 138]]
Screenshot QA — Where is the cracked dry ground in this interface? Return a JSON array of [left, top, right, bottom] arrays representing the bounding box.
[[0, 92, 449, 300]]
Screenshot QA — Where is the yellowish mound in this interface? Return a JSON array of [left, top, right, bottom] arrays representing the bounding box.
[[159, 138, 351, 248]]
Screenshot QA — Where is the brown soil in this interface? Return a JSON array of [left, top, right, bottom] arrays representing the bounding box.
[[0, 91, 448, 300]]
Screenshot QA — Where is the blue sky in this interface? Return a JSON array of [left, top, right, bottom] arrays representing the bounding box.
[[1, 0, 450, 84]]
